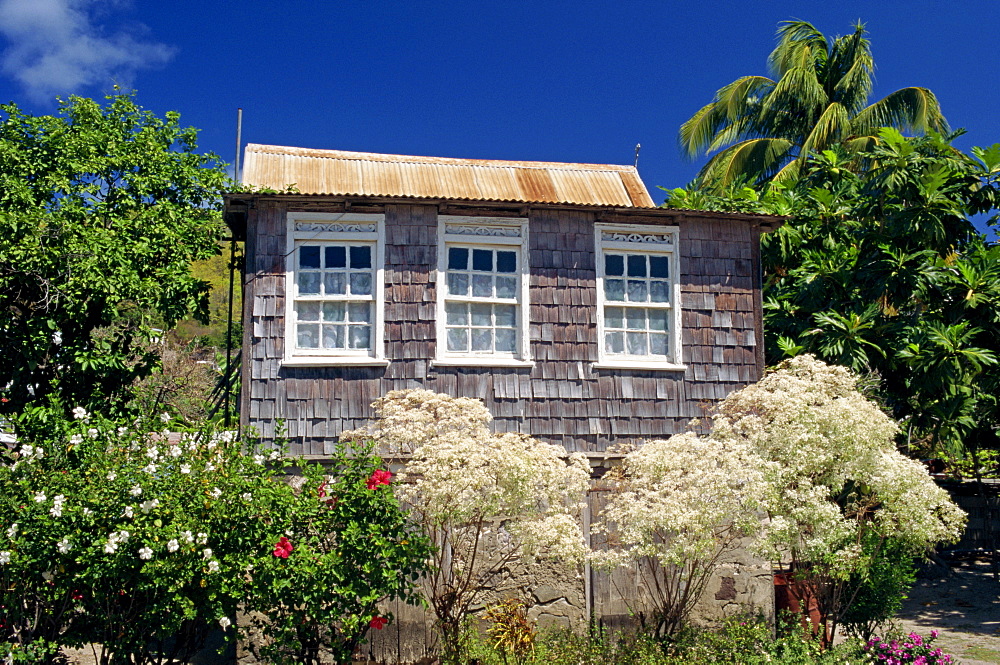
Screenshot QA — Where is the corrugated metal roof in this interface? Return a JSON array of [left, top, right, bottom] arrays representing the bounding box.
[[242, 144, 656, 208]]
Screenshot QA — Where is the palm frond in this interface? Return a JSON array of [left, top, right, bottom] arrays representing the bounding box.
[[679, 76, 774, 157], [760, 65, 829, 128], [826, 23, 873, 108], [800, 102, 850, 156], [854, 87, 950, 136], [697, 138, 795, 191], [770, 20, 829, 76]]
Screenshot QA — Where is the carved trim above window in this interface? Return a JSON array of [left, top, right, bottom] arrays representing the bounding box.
[[294, 222, 378, 234], [444, 224, 522, 238], [600, 230, 674, 245]]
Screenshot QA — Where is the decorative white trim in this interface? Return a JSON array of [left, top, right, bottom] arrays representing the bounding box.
[[436, 215, 531, 363], [283, 213, 386, 365], [594, 222, 683, 368]]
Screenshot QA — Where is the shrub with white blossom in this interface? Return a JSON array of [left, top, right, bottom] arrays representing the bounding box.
[[592, 433, 767, 636], [344, 389, 591, 665], [0, 408, 429, 665], [712, 355, 966, 640]]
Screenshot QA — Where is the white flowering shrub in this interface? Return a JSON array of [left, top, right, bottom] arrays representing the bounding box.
[[345, 390, 591, 664], [592, 433, 767, 636], [0, 408, 429, 665], [711, 355, 966, 639]]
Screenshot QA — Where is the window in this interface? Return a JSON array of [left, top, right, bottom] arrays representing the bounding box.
[[284, 213, 386, 366], [594, 223, 683, 370], [435, 216, 531, 367]]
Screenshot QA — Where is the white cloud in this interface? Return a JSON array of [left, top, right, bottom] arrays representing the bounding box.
[[0, 0, 175, 103]]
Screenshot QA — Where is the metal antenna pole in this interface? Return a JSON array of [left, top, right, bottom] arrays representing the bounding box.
[[224, 108, 243, 428]]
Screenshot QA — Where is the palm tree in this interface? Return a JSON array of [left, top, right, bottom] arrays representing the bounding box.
[[679, 20, 948, 191]]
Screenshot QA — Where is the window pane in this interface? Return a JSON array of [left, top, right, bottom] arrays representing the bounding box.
[[649, 309, 669, 332], [299, 246, 320, 269], [296, 302, 320, 321], [470, 303, 492, 327], [447, 273, 469, 296], [649, 332, 669, 356], [445, 302, 467, 325], [322, 324, 345, 349], [349, 246, 371, 269], [649, 256, 669, 278], [605, 306, 624, 329], [627, 255, 647, 277], [297, 324, 319, 348], [626, 331, 648, 355], [495, 328, 516, 353], [605, 254, 624, 276], [298, 272, 320, 294], [472, 274, 493, 298], [496, 251, 517, 273], [323, 272, 346, 295], [626, 308, 645, 330], [605, 279, 625, 301], [325, 246, 346, 268], [494, 304, 516, 328], [605, 331, 624, 354], [496, 276, 517, 299], [348, 302, 371, 323], [627, 280, 648, 302], [349, 325, 371, 349], [447, 327, 468, 351], [350, 272, 372, 296], [448, 247, 469, 271], [322, 302, 345, 322], [650, 280, 670, 303], [471, 328, 492, 351], [472, 248, 493, 271]]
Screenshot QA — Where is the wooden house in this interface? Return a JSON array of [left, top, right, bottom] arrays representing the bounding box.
[[223, 144, 781, 458]]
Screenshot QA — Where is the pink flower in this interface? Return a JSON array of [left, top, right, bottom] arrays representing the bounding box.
[[317, 482, 327, 498], [369, 616, 388, 630], [366, 469, 392, 490], [273, 536, 293, 559]]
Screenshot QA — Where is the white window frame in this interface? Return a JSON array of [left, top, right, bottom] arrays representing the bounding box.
[[283, 212, 387, 367], [433, 216, 533, 368], [594, 222, 685, 371]]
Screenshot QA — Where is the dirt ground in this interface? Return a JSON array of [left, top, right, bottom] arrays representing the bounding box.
[[894, 554, 1000, 665]]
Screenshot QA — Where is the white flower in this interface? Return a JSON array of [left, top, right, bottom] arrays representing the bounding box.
[[50, 495, 65, 518], [207, 559, 219, 573], [72, 406, 89, 421], [69, 434, 83, 445], [124, 506, 134, 518], [218, 616, 231, 630], [117, 426, 128, 436], [57, 537, 72, 554], [253, 454, 265, 465], [34, 492, 46, 503], [241, 493, 252, 502], [159, 412, 171, 424], [169, 445, 182, 458], [140, 499, 159, 514], [209, 487, 222, 500], [0, 551, 9, 564], [204, 463, 215, 472], [138, 546, 153, 560], [146, 446, 160, 461], [42, 570, 54, 581], [142, 463, 158, 474], [87, 428, 98, 439], [167, 539, 180, 552], [52, 331, 62, 345], [82, 507, 92, 516], [182, 530, 194, 544], [269, 450, 280, 461], [19, 444, 34, 458], [180, 464, 191, 474], [196, 532, 208, 545], [205, 438, 217, 450], [107, 472, 117, 481], [118, 530, 130, 542], [202, 548, 213, 559], [104, 541, 119, 554], [6, 523, 18, 539], [130, 485, 142, 497]]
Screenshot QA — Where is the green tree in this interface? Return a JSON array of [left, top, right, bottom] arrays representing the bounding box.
[[679, 20, 948, 191], [0, 92, 230, 418]]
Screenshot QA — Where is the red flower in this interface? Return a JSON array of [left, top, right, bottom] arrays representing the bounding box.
[[317, 482, 327, 498], [369, 616, 388, 630], [273, 536, 293, 559], [366, 469, 392, 490], [71, 590, 84, 601]]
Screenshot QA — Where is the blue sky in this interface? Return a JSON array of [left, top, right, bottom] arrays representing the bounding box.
[[0, 0, 997, 204]]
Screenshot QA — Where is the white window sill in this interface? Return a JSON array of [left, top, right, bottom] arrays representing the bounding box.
[[431, 358, 535, 369], [593, 361, 687, 372], [282, 356, 390, 367]]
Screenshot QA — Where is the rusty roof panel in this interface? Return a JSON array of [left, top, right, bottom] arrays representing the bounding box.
[[242, 144, 656, 207]]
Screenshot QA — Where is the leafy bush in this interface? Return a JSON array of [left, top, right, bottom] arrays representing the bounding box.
[[0, 408, 428, 665], [864, 629, 955, 664], [839, 534, 917, 641]]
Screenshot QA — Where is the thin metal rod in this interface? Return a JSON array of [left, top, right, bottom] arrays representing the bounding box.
[[224, 108, 243, 427]]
